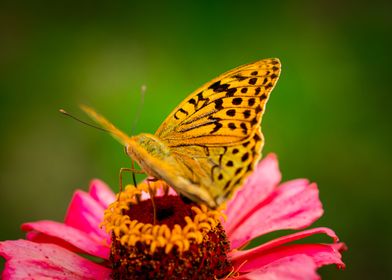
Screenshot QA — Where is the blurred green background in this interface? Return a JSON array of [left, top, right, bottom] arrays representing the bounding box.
[[1, 1, 391, 278]]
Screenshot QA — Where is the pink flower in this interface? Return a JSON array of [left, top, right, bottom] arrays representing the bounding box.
[[0, 154, 345, 279]]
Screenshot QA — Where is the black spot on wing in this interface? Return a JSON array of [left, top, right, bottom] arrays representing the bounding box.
[[210, 122, 223, 134], [209, 81, 230, 93], [196, 92, 210, 108], [215, 99, 224, 110], [228, 123, 236, 130], [226, 88, 237, 97], [223, 180, 231, 190], [241, 152, 249, 162], [253, 133, 261, 142], [174, 108, 188, 120], [240, 123, 247, 134], [243, 110, 251, 119], [232, 98, 242, 105], [249, 78, 257, 85], [265, 82, 273, 89], [226, 109, 236, 117], [233, 74, 247, 81], [233, 178, 242, 188]]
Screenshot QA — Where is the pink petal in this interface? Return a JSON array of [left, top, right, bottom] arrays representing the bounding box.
[[227, 179, 323, 249], [25, 231, 84, 255], [224, 154, 281, 235], [141, 192, 151, 200], [22, 221, 110, 259], [140, 179, 178, 200], [64, 190, 108, 240], [0, 240, 111, 280], [156, 184, 177, 197], [89, 179, 116, 209], [236, 255, 319, 280], [231, 227, 345, 272]]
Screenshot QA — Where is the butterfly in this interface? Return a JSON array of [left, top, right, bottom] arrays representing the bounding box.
[[82, 58, 281, 208]]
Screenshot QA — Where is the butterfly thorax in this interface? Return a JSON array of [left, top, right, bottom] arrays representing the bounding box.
[[126, 134, 173, 177], [130, 134, 170, 158]]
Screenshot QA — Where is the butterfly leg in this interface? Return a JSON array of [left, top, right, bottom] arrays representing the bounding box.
[[118, 167, 145, 203], [119, 166, 144, 192], [130, 159, 138, 188]]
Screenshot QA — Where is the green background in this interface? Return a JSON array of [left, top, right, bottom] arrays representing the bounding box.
[[1, 1, 391, 278]]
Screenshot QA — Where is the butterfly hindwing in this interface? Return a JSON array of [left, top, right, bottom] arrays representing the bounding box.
[[170, 130, 264, 205]]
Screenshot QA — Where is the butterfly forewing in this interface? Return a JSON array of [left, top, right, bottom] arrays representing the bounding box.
[[155, 58, 281, 146]]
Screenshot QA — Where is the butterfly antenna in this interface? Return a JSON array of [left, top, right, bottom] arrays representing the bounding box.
[[131, 85, 147, 134], [59, 109, 112, 133]]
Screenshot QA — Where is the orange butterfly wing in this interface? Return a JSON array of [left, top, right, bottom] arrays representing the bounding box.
[[155, 58, 281, 204]]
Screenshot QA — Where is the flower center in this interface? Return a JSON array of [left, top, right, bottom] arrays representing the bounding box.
[[125, 195, 196, 228], [102, 181, 233, 279]]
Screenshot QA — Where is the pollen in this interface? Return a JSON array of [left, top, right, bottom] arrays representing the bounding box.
[[102, 180, 233, 279]]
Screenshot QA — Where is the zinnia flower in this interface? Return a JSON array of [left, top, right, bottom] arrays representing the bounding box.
[[0, 154, 346, 279]]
